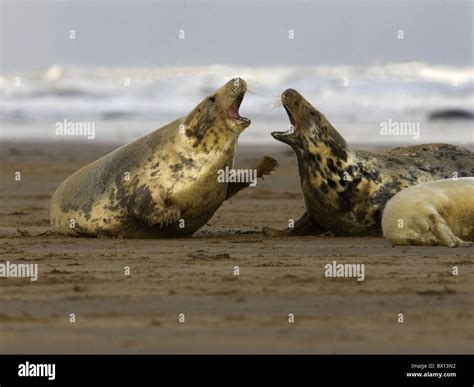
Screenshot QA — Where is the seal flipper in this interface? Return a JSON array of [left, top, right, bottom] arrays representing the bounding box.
[[262, 212, 326, 237], [225, 156, 279, 200], [254, 156, 279, 178], [129, 202, 181, 228], [428, 213, 471, 247], [134, 205, 181, 228], [150, 205, 182, 228]]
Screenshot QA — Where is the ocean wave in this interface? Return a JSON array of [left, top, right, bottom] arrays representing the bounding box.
[[0, 62, 473, 123]]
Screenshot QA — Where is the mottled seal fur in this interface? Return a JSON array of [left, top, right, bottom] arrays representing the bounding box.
[[382, 178, 474, 247], [264, 89, 474, 237], [50, 78, 278, 238]]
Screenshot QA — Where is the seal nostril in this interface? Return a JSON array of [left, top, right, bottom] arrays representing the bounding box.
[[231, 78, 243, 94]]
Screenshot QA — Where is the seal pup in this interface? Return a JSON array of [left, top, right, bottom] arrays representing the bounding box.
[[382, 178, 474, 247], [50, 78, 278, 238], [264, 89, 474, 237]]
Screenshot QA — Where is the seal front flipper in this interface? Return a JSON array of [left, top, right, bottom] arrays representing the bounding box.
[[263, 212, 326, 237], [254, 156, 279, 178], [137, 205, 181, 228], [152, 205, 182, 228], [225, 156, 279, 200], [129, 200, 181, 228]]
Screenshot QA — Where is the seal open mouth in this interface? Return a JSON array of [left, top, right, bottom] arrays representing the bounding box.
[[271, 102, 298, 143], [228, 93, 249, 123], [284, 105, 297, 132]]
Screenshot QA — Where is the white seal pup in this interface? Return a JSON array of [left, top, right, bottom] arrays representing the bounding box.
[[382, 177, 474, 247]]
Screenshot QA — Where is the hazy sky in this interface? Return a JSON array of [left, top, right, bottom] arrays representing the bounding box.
[[1, 0, 473, 72]]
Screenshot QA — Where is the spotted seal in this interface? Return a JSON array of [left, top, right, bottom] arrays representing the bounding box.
[[50, 78, 278, 238], [382, 177, 474, 247], [264, 89, 474, 237]]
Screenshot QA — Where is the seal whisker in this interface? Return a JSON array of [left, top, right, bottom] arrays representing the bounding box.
[[260, 101, 281, 113], [270, 97, 283, 111], [245, 80, 266, 95]]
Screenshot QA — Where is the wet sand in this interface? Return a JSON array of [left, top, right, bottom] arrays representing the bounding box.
[[0, 141, 473, 353]]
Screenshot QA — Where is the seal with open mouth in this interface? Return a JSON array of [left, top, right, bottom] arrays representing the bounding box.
[[264, 88, 474, 237], [50, 78, 278, 238]]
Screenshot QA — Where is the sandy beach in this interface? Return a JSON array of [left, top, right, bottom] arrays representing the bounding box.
[[0, 140, 473, 354]]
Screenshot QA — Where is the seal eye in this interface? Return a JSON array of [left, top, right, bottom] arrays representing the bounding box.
[[208, 96, 216, 104], [310, 111, 316, 117]]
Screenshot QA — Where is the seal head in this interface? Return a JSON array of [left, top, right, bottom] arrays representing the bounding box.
[[183, 78, 250, 151], [272, 88, 349, 162]]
